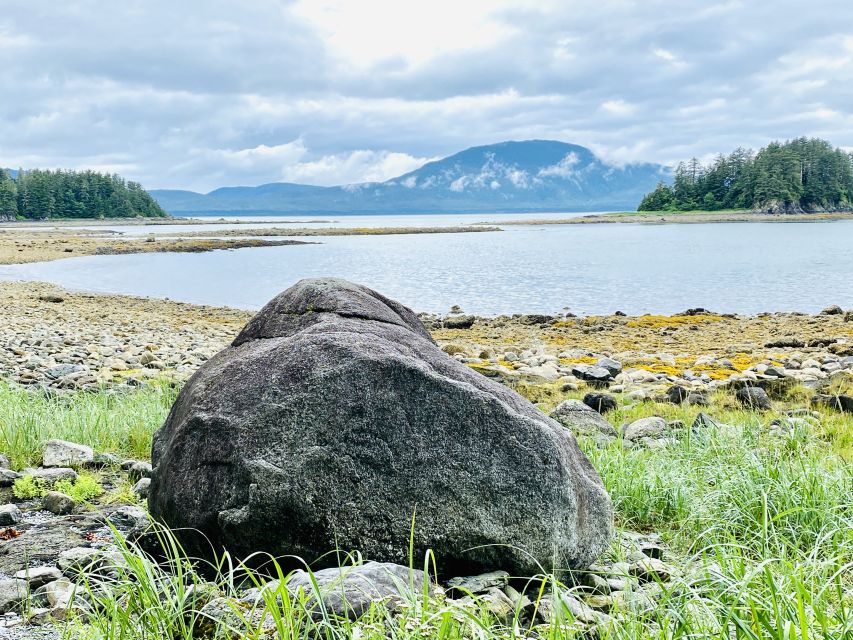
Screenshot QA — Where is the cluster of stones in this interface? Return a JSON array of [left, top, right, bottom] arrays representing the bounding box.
[[0, 441, 152, 630], [0, 283, 244, 391]]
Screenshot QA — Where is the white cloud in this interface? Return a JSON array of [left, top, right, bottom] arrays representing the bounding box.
[[291, 0, 516, 68], [601, 99, 635, 117], [538, 152, 581, 178]]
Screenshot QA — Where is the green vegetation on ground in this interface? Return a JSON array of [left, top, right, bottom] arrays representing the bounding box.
[[0, 382, 177, 469], [0, 168, 167, 220], [639, 137, 853, 213], [1, 381, 850, 638]]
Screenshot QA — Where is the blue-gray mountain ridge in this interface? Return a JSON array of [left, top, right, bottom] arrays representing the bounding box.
[[151, 140, 669, 214]]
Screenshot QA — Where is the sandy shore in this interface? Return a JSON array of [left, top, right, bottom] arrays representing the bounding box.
[[0, 222, 499, 265]]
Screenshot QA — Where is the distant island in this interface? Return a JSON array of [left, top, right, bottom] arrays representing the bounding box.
[[639, 138, 853, 214], [0, 169, 167, 220], [151, 140, 668, 214]]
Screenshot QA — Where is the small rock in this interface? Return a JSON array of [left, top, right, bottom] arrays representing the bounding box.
[[42, 492, 76, 516], [664, 385, 689, 404], [132, 477, 151, 498], [0, 455, 9, 470], [446, 570, 509, 594], [582, 392, 618, 414], [622, 417, 667, 441], [86, 452, 121, 469], [596, 357, 622, 377], [443, 316, 475, 330], [735, 387, 772, 410], [640, 542, 664, 560], [25, 467, 78, 485], [43, 440, 93, 468], [0, 469, 22, 487], [630, 557, 675, 583], [13, 566, 62, 589], [686, 391, 709, 406], [0, 579, 27, 614], [550, 400, 618, 439], [463, 587, 516, 620], [820, 305, 843, 315], [0, 504, 23, 526], [128, 461, 152, 481], [571, 364, 613, 386], [285, 562, 428, 619], [811, 394, 853, 414]]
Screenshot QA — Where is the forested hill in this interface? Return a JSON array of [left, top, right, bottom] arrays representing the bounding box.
[[639, 138, 853, 213], [0, 169, 167, 220]]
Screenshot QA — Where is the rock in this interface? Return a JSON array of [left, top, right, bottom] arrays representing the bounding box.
[[106, 505, 150, 531], [582, 392, 618, 414], [571, 364, 613, 385], [13, 566, 62, 589], [765, 338, 805, 348], [630, 557, 675, 583], [462, 587, 516, 620], [44, 364, 85, 379], [285, 562, 427, 619], [735, 386, 772, 410], [56, 546, 122, 579], [622, 417, 667, 442], [0, 579, 27, 614], [33, 578, 74, 609], [43, 440, 93, 468], [691, 412, 721, 431], [132, 477, 150, 499], [0, 469, 21, 488], [149, 278, 613, 576], [0, 455, 9, 470], [0, 504, 22, 526], [24, 467, 78, 485], [596, 357, 622, 377], [639, 543, 664, 560], [664, 385, 689, 404], [811, 394, 853, 413], [442, 315, 476, 330], [686, 391, 709, 406], [42, 492, 76, 516], [128, 461, 152, 481], [537, 592, 602, 624], [550, 400, 618, 439], [0, 513, 105, 575], [820, 305, 843, 315], [86, 452, 121, 469], [446, 571, 509, 594]]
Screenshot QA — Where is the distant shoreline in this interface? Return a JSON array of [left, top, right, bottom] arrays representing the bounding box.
[[485, 210, 853, 225]]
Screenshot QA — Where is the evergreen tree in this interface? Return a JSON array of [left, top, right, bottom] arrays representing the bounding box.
[[10, 169, 167, 219], [0, 170, 18, 219], [638, 138, 853, 213]]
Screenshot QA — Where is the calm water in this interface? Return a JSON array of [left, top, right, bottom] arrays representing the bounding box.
[[2, 217, 852, 315]]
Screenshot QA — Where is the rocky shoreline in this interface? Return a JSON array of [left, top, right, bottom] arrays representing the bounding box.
[[0, 280, 850, 638], [2, 282, 852, 398]]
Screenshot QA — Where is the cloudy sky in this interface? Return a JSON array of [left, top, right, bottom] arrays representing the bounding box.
[[2, 0, 852, 191]]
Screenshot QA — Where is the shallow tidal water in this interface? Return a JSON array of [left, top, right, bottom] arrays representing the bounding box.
[[2, 214, 852, 315]]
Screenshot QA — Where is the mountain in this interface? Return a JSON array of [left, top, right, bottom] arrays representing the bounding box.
[[151, 140, 669, 214]]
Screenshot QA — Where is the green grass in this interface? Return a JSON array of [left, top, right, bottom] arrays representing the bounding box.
[[1, 382, 850, 638], [0, 382, 177, 469]]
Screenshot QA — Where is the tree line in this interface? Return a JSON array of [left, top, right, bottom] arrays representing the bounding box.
[[638, 138, 853, 213], [0, 169, 167, 220]]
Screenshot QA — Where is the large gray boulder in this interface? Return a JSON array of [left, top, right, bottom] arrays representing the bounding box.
[[149, 278, 612, 576]]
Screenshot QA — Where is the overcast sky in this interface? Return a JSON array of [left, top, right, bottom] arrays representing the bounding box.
[[2, 0, 852, 192]]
